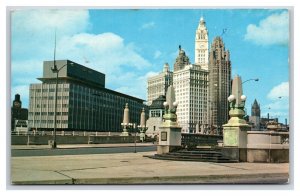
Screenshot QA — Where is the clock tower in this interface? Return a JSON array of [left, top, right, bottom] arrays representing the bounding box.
[[195, 17, 209, 70]]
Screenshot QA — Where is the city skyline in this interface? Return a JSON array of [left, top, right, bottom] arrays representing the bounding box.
[[11, 9, 289, 123]]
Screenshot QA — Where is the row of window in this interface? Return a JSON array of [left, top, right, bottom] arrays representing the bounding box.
[[34, 104, 69, 108], [32, 88, 69, 93], [29, 112, 69, 116], [29, 120, 68, 124]]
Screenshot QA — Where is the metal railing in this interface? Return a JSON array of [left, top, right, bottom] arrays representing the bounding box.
[[181, 133, 223, 148], [11, 131, 123, 137]]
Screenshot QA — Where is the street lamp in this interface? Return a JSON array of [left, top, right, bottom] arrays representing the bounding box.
[[133, 123, 137, 153], [50, 61, 73, 149], [242, 78, 259, 84]]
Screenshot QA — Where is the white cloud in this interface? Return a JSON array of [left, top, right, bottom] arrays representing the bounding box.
[[267, 82, 289, 100], [154, 50, 162, 59], [12, 9, 89, 36], [140, 22, 155, 30], [111, 71, 162, 100], [244, 11, 289, 46], [11, 10, 152, 106], [11, 9, 90, 60], [145, 71, 160, 78], [57, 32, 151, 75]]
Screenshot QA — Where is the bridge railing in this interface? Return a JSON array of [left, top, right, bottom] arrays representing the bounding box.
[[181, 133, 223, 148]]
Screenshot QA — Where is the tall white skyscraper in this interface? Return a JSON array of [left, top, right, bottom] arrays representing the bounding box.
[[173, 59, 208, 133], [147, 63, 173, 105], [195, 17, 209, 70]]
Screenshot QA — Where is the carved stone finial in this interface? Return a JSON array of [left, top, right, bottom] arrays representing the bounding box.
[[226, 75, 248, 124], [123, 103, 129, 124], [163, 85, 178, 126]]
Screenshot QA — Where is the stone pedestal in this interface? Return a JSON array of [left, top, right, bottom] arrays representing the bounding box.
[[120, 131, 129, 136], [157, 126, 182, 154], [221, 75, 251, 162], [155, 85, 182, 154], [222, 116, 250, 162]]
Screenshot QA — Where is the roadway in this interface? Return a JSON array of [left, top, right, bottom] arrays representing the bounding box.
[[11, 144, 156, 157]]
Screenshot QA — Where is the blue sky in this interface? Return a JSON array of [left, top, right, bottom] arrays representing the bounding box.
[[11, 9, 289, 123]]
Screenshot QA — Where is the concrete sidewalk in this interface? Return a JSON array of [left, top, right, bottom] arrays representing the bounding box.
[[11, 142, 155, 150], [10, 151, 289, 185]]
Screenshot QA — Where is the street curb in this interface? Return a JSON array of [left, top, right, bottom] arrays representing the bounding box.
[[12, 172, 289, 185], [11, 145, 156, 150]]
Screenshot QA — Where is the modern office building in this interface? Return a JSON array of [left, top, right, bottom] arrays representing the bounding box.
[[147, 63, 173, 105], [208, 36, 232, 133], [28, 60, 146, 132], [173, 47, 209, 133], [194, 17, 209, 70], [11, 94, 28, 132]]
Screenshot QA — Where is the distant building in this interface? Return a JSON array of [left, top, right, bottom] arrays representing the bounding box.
[[11, 94, 28, 132], [173, 47, 209, 133], [28, 60, 147, 132], [249, 99, 261, 130], [146, 95, 166, 138], [147, 63, 173, 105], [208, 36, 231, 133]]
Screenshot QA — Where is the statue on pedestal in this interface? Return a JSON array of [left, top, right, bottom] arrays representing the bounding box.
[[157, 85, 182, 154]]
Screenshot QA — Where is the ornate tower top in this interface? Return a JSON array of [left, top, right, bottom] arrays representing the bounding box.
[[195, 16, 209, 69], [251, 99, 261, 117], [13, 94, 22, 108], [174, 45, 190, 71], [163, 63, 169, 72]]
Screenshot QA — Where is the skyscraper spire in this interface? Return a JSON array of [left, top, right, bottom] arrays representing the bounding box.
[[251, 99, 261, 117], [195, 16, 209, 70]]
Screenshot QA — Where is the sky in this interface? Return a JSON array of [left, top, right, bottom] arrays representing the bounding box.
[[10, 8, 289, 123]]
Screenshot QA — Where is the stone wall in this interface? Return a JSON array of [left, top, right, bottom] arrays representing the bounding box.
[[11, 135, 136, 145]]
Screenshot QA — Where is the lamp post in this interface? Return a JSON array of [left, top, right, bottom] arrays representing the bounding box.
[[242, 78, 259, 84], [50, 62, 72, 149], [133, 123, 137, 153], [125, 123, 136, 153]]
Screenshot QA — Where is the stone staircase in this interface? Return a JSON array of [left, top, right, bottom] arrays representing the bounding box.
[[144, 148, 238, 163]]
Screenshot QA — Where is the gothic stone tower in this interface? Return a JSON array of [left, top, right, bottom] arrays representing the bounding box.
[[249, 99, 261, 130], [208, 36, 231, 134], [195, 17, 209, 70]]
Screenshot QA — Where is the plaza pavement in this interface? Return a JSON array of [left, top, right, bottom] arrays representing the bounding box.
[[10, 143, 289, 185]]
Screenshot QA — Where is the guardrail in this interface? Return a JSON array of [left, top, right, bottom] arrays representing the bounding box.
[[11, 131, 123, 137]]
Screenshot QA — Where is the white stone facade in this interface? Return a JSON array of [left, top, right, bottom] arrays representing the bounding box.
[[173, 64, 209, 133], [147, 63, 173, 105]]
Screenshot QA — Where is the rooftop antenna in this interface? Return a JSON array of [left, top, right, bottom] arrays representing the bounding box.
[[220, 28, 227, 37]]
